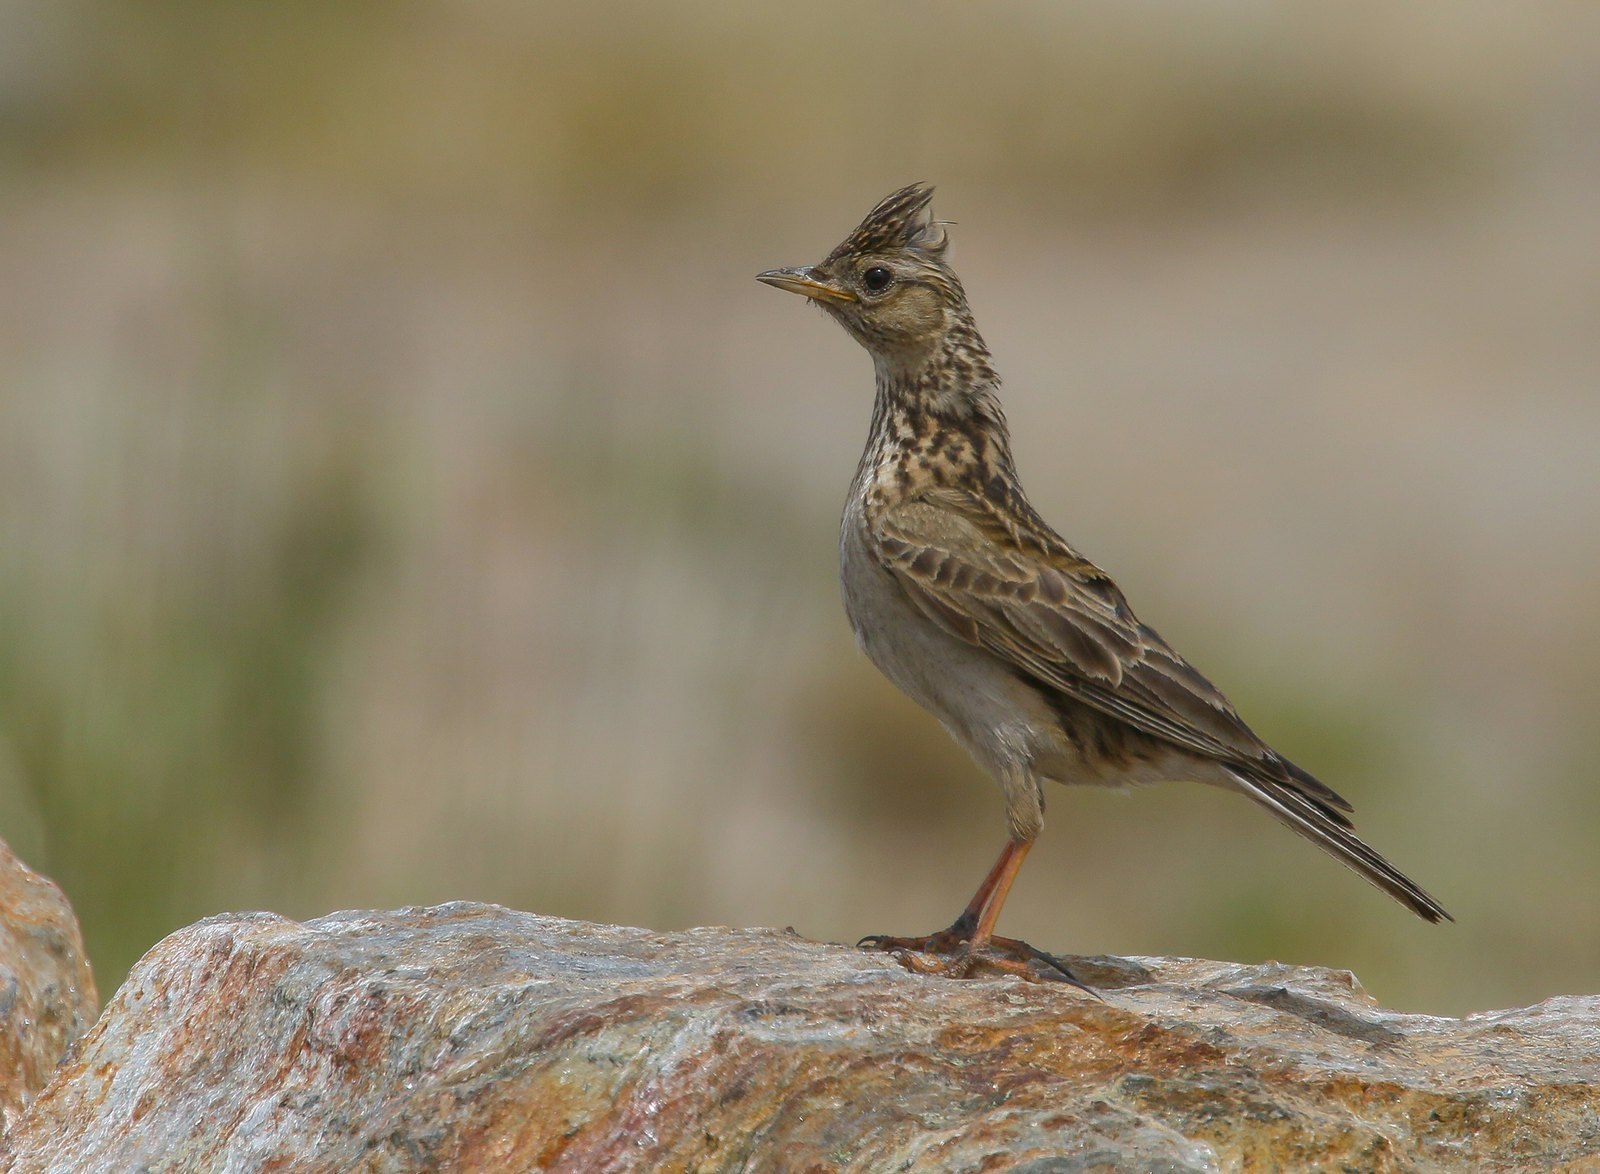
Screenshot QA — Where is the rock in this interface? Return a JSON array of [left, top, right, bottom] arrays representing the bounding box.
[[0, 840, 97, 1138], [5, 904, 1597, 1172]]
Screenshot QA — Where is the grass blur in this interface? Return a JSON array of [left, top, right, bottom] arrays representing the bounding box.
[[2, 1, 1597, 1015]]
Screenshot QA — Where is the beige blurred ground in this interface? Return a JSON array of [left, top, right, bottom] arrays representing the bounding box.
[[1, 2, 1596, 1014]]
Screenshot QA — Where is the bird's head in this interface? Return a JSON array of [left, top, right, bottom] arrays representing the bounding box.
[[758, 183, 967, 368]]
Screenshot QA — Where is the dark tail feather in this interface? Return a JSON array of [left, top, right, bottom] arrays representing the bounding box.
[[1231, 771, 1452, 924], [1282, 758, 1355, 817]]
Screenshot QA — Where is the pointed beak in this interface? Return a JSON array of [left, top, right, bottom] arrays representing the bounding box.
[[756, 266, 857, 304]]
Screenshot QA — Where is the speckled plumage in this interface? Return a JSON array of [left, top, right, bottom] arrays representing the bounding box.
[[759, 184, 1448, 978]]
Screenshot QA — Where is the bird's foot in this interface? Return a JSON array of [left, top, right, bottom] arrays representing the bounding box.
[[858, 928, 1098, 995]]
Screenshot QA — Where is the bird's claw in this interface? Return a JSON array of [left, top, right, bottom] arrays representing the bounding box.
[[858, 930, 1099, 996]]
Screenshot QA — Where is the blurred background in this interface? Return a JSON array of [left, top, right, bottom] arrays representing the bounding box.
[[1, 1, 1596, 1016]]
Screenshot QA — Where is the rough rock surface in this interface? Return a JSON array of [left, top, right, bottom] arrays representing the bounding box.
[[0, 840, 97, 1137], [5, 904, 1598, 1172]]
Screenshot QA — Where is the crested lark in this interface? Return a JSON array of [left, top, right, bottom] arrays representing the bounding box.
[[758, 183, 1449, 984]]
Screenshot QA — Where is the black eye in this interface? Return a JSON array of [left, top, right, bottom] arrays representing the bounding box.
[[862, 266, 893, 293]]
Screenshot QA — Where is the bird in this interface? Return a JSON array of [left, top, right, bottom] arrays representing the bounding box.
[[757, 183, 1450, 985]]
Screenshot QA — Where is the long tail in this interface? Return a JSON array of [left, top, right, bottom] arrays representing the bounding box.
[[1229, 770, 1452, 923]]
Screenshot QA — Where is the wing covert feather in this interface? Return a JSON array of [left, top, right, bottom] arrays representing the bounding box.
[[871, 493, 1345, 812]]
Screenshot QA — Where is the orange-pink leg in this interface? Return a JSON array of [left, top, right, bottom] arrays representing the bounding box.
[[859, 838, 1092, 991], [968, 838, 1031, 946], [941, 838, 1028, 937]]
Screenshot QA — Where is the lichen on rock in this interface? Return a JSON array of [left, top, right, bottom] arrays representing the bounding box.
[[4, 904, 1598, 1171]]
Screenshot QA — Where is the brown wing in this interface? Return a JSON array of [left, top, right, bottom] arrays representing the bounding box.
[[871, 491, 1355, 820]]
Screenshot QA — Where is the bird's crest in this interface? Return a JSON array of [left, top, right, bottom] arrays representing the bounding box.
[[826, 182, 949, 263]]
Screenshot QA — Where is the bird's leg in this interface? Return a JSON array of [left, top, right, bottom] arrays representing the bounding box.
[[859, 840, 1094, 991], [861, 838, 1018, 951]]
